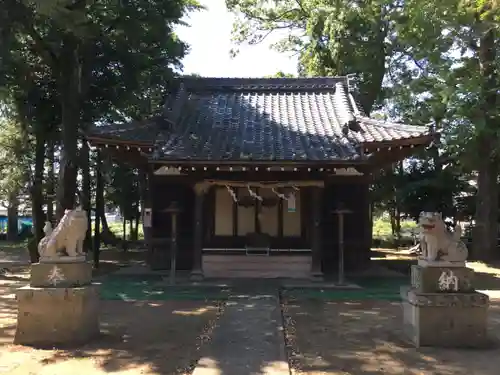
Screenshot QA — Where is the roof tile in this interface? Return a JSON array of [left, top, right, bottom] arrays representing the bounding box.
[[88, 76, 433, 161]]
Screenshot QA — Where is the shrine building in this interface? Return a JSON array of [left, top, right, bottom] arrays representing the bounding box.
[[86, 76, 435, 279]]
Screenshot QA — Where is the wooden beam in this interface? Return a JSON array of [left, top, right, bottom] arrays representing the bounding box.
[[99, 147, 149, 167], [367, 144, 428, 170], [200, 179, 325, 188], [362, 134, 435, 151]]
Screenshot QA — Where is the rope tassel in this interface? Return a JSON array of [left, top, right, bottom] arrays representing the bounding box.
[[247, 184, 263, 201], [225, 185, 238, 202]]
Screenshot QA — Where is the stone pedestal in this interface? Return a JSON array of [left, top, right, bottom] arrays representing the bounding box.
[[15, 261, 99, 347], [410, 265, 475, 293], [30, 262, 92, 288], [401, 263, 489, 348]]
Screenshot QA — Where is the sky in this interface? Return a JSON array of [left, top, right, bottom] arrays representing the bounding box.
[[175, 0, 298, 78]]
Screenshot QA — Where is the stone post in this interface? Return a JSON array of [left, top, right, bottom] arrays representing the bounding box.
[[190, 182, 208, 281], [164, 201, 181, 285], [310, 187, 323, 281], [332, 203, 353, 286]]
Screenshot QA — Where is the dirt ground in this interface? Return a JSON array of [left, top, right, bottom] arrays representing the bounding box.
[[0, 269, 221, 375], [283, 260, 500, 375]]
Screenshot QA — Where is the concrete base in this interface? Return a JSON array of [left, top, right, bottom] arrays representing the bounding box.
[[31, 261, 92, 288], [401, 287, 489, 348], [15, 284, 100, 347]]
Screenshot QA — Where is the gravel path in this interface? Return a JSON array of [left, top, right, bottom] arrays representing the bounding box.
[[192, 292, 289, 375]]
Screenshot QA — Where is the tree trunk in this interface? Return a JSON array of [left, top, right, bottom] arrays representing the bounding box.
[[473, 27, 498, 261], [81, 140, 91, 252], [389, 205, 396, 237], [93, 150, 103, 268], [28, 133, 46, 263], [128, 219, 133, 242], [122, 215, 126, 241], [55, 36, 81, 220], [394, 161, 403, 247], [46, 142, 55, 223], [100, 209, 111, 233], [395, 206, 401, 247], [369, 200, 374, 247], [473, 155, 498, 260], [6, 192, 19, 242], [133, 207, 140, 241]]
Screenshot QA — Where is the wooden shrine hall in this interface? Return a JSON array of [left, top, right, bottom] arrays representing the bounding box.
[[86, 76, 435, 279]]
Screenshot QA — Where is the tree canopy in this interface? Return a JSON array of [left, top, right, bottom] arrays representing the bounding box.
[[0, 0, 498, 260], [227, 0, 499, 256]]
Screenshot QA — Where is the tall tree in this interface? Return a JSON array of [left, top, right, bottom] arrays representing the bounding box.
[[226, 0, 402, 113], [0, 118, 27, 241], [396, 0, 500, 259], [2, 0, 201, 220]]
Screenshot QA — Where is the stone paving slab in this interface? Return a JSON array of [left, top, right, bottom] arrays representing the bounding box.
[[192, 294, 289, 375]]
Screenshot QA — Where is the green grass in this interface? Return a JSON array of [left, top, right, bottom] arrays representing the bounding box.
[[99, 275, 230, 301], [91, 221, 144, 240], [99, 274, 407, 302], [372, 216, 417, 248], [283, 276, 407, 301], [372, 216, 417, 238]]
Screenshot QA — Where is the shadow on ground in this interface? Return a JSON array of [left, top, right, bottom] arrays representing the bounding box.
[[0, 296, 222, 375], [0, 247, 226, 375], [283, 298, 500, 375], [282, 256, 500, 375], [40, 300, 221, 374]]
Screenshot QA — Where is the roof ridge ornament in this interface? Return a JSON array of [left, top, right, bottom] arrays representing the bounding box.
[[427, 121, 436, 132], [346, 73, 358, 93]]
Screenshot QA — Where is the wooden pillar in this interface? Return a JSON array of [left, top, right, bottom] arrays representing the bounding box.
[[93, 149, 103, 269], [191, 182, 208, 280], [310, 186, 324, 280]]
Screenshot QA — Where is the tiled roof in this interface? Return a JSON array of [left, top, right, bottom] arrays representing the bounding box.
[[88, 118, 159, 144], [88, 76, 433, 161]]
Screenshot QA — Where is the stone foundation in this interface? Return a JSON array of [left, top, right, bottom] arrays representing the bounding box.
[[401, 287, 489, 348], [15, 261, 100, 347], [402, 264, 490, 348]]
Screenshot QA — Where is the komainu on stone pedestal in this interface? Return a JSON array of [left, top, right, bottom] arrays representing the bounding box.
[[15, 207, 99, 347], [38, 207, 88, 263], [401, 211, 490, 348]]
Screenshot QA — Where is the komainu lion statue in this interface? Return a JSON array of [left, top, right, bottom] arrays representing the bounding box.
[[38, 207, 88, 259], [418, 211, 468, 263]]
